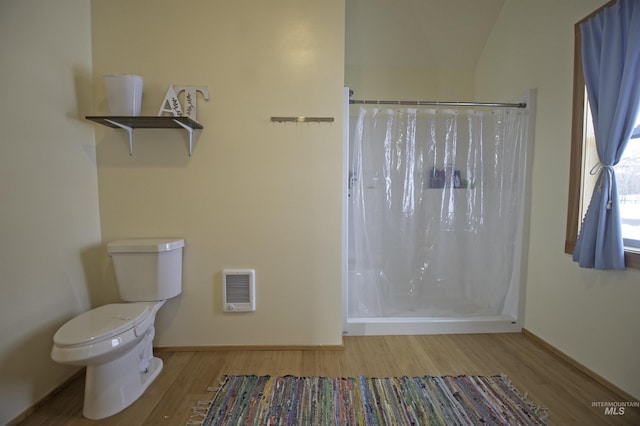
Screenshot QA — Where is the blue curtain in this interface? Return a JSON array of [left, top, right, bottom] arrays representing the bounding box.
[[573, 0, 640, 269]]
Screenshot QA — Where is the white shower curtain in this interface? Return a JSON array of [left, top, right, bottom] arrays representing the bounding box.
[[348, 106, 528, 318]]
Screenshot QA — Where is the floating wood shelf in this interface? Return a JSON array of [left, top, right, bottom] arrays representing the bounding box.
[[86, 116, 203, 156]]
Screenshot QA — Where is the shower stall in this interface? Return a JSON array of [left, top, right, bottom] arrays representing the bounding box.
[[343, 90, 535, 335]]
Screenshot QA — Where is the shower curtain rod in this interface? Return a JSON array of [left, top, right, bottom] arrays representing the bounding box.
[[349, 99, 527, 108]]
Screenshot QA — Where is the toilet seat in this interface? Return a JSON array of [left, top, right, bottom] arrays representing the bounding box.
[[54, 303, 151, 348]]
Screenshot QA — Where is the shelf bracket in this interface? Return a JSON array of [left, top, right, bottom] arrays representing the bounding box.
[[173, 119, 195, 156], [105, 119, 134, 155], [86, 116, 203, 156]]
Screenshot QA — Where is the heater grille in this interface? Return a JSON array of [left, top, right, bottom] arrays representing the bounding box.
[[222, 269, 255, 312]]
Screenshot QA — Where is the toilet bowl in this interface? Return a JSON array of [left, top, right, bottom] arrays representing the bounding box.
[[52, 301, 165, 419], [51, 238, 184, 419]]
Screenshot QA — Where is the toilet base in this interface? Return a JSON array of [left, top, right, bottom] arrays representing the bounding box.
[[82, 326, 162, 420]]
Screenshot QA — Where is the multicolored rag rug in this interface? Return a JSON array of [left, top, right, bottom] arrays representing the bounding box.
[[188, 375, 548, 425]]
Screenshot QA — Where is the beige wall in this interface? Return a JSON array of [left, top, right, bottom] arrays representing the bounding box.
[[346, 65, 475, 102], [0, 1, 101, 423], [476, 0, 640, 398], [345, 0, 503, 100], [91, 0, 346, 347]]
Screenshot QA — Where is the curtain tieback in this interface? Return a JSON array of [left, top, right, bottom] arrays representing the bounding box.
[[590, 162, 615, 209]]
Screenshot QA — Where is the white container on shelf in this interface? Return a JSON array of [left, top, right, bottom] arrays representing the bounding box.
[[104, 74, 143, 116]]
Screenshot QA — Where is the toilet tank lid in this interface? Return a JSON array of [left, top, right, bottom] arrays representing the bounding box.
[[107, 238, 185, 254]]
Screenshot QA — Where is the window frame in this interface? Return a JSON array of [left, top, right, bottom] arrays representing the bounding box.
[[565, 0, 640, 269]]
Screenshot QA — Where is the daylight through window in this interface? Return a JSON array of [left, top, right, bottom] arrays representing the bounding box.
[[580, 100, 640, 252], [615, 108, 640, 250]]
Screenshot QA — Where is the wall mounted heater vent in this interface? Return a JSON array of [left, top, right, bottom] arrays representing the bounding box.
[[222, 269, 255, 312]]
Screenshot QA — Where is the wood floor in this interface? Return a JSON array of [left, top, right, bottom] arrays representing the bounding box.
[[16, 333, 639, 425]]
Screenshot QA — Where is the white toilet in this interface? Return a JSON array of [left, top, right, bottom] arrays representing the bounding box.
[[51, 238, 184, 420]]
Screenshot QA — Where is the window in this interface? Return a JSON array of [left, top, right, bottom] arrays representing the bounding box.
[[565, 1, 640, 269], [617, 111, 640, 250], [580, 98, 640, 251]]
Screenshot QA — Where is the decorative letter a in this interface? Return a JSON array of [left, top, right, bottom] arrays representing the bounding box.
[[157, 85, 183, 117]]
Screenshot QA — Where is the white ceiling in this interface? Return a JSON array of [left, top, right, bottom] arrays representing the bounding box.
[[346, 0, 505, 68]]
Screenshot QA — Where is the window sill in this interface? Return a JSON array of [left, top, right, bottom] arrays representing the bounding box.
[[564, 241, 640, 269]]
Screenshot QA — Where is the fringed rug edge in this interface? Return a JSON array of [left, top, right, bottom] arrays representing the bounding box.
[[186, 377, 227, 425], [499, 373, 550, 423]]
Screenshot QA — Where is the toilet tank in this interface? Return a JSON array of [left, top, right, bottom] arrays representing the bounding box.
[[107, 238, 184, 301]]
